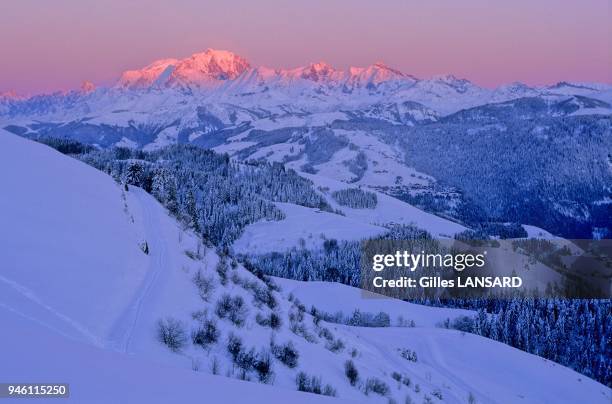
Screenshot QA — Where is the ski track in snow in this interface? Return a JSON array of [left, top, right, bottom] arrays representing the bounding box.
[[114, 188, 168, 353], [0, 274, 103, 347], [0, 185, 168, 354]]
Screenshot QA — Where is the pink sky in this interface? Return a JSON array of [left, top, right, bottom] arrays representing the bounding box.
[[1, 0, 610, 94]]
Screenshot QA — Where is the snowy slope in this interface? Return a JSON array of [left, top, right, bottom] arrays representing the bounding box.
[[0, 131, 149, 345], [275, 277, 475, 328], [233, 202, 387, 254], [232, 172, 465, 254], [304, 173, 467, 238], [1, 131, 609, 403], [0, 307, 347, 404], [346, 327, 611, 404]]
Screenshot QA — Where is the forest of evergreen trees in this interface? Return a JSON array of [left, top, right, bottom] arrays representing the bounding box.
[[439, 298, 611, 387], [394, 115, 612, 239], [332, 188, 378, 209], [78, 145, 333, 246]]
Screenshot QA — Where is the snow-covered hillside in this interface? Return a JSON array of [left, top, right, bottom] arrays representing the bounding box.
[[233, 174, 465, 255], [0, 307, 347, 404], [0, 131, 149, 346], [1, 131, 610, 403]]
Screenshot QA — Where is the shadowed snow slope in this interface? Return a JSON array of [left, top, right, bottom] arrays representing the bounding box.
[[0, 307, 347, 404], [0, 131, 609, 404], [274, 277, 475, 328], [0, 131, 149, 345]]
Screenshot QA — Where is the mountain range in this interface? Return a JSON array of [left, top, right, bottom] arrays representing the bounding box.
[[1, 49, 611, 240], [2, 48, 611, 116]]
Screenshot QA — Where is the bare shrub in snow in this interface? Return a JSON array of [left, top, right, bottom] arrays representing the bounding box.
[[231, 271, 243, 285], [252, 284, 277, 309], [325, 338, 345, 353], [216, 258, 229, 285], [157, 317, 187, 352], [210, 356, 220, 375], [310, 306, 322, 326], [226, 334, 275, 383], [289, 319, 317, 343], [296, 372, 318, 393], [268, 312, 282, 329], [236, 347, 256, 380], [318, 327, 334, 341], [288, 305, 305, 323], [193, 270, 216, 301], [191, 317, 220, 349], [399, 348, 418, 362], [215, 294, 248, 327], [271, 340, 299, 368], [226, 332, 243, 363], [296, 372, 336, 396], [323, 385, 337, 397], [239, 278, 278, 310], [364, 377, 390, 396], [397, 315, 416, 327], [255, 312, 282, 330], [254, 350, 274, 384], [344, 360, 359, 386]]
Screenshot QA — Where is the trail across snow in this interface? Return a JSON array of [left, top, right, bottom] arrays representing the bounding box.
[[108, 187, 170, 353], [0, 274, 104, 347]]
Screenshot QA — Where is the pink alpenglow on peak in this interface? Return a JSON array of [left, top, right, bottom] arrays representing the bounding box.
[[115, 49, 423, 92], [299, 62, 341, 82], [347, 62, 413, 87], [80, 81, 96, 93], [117, 49, 250, 90], [118, 58, 179, 89], [0, 90, 22, 100], [168, 49, 251, 86]]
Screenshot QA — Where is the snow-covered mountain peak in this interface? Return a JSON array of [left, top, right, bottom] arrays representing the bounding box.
[[0, 89, 22, 100], [116, 49, 251, 90], [298, 61, 339, 82], [176, 48, 251, 79], [117, 58, 179, 89], [371, 61, 405, 75], [492, 81, 539, 99], [348, 62, 410, 86], [548, 81, 596, 91], [498, 81, 532, 92], [429, 74, 474, 90], [80, 80, 96, 93]]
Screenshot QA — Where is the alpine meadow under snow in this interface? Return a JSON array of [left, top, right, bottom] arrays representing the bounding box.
[[0, 47, 611, 403]]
